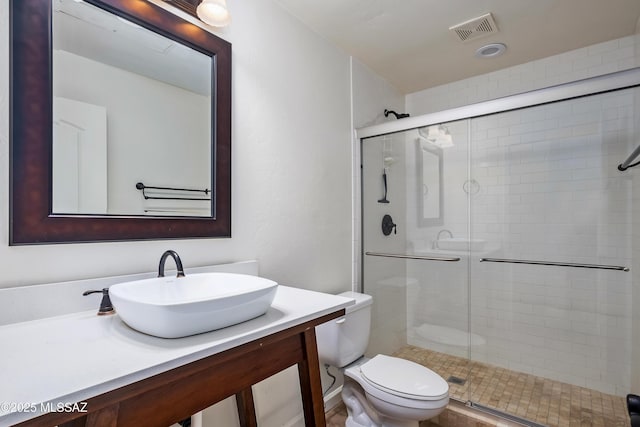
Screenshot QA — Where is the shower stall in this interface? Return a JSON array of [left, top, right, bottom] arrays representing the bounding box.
[[358, 69, 640, 426]]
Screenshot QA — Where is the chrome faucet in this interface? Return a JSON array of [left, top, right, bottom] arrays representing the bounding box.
[[158, 250, 185, 278], [433, 229, 453, 249]]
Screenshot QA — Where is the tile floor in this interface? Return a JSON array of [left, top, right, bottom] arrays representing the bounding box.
[[324, 345, 631, 427], [325, 402, 348, 427]]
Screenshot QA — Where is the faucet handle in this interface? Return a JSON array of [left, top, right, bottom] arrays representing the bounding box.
[[83, 288, 115, 316], [381, 214, 397, 236]]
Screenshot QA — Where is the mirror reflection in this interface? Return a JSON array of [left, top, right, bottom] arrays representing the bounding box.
[[416, 126, 445, 226], [52, 0, 212, 217]]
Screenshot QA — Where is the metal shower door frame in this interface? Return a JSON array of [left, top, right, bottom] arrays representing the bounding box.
[[357, 68, 640, 140]]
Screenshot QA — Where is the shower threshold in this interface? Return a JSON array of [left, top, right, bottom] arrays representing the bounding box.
[[468, 402, 548, 427]]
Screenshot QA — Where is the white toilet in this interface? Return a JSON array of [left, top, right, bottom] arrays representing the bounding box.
[[316, 292, 449, 427]]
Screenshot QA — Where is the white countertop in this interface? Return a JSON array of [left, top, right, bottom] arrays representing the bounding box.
[[0, 285, 353, 426]]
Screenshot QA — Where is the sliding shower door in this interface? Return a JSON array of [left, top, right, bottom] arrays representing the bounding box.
[[361, 81, 638, 425], [358, 69, 640, 426], [467, 88, 636, 417], [361, 130, 413, 356], [361, 120, 473, 403]]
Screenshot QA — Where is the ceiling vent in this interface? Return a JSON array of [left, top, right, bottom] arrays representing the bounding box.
[[449, 13, 498, 42]]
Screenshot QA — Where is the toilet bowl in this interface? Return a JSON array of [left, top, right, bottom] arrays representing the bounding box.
[[316, 292, 449, 427], [343, 355, 449, 426]]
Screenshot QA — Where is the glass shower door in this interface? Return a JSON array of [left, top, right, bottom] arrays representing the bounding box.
[[360, 76, 638, 426], [467, 88, 635, 424], [361, 120, 473, 403]]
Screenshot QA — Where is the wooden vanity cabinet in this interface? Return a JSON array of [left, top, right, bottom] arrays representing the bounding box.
[[15, 310, 343, 427]]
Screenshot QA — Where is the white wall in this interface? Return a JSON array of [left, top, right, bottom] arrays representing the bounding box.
[[2, 1, 352, 426], [351, 59, 404, 130]]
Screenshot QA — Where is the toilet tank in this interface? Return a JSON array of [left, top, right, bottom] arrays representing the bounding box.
[[315, 291, 372, 368]]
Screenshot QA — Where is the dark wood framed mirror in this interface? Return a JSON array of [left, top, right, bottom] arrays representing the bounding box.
[[10, 0, 231, 244]]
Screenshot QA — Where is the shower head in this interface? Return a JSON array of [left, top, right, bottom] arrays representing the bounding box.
[[384, 109, 410, 120]]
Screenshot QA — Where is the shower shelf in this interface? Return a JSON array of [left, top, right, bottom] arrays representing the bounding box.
[[365, 252, 460, 262], [479, 257, 629, 272]]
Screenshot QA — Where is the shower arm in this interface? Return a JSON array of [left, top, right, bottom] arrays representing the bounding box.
[[384, 109, 410, 120]]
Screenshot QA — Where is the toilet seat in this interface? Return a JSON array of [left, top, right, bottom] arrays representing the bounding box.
[[359, 355, 449, 401], [344, 355, 449, 412]]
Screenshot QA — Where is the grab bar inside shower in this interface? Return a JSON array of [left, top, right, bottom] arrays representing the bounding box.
[[480, 257, 629, 272], [365, 252, 460, 262]]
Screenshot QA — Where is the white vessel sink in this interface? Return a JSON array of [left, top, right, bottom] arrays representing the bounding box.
[[434, 238, 486, 252], [109, 273, 278, 338]]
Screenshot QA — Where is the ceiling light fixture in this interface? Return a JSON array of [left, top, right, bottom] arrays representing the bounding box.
[[196, 0, 231, 27], [475, 43, 506, 58]]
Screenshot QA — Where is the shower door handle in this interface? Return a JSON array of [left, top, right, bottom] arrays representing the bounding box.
[[480, 257, 629, 271], [365, 252, 460, 262]]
